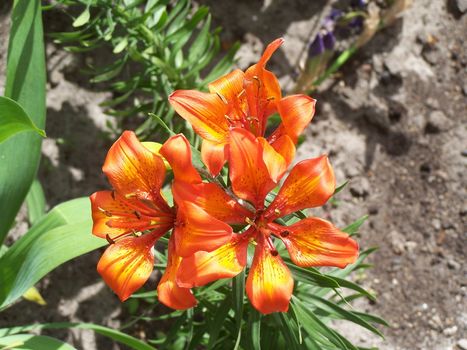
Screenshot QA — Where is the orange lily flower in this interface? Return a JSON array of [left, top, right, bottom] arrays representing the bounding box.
[[176, 128, 359, 314], [91, 131, 232, 309], [169, 38, 316, 176]]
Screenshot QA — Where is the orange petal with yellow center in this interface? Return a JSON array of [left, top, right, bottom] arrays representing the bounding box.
[[97, 232, 159, 301], [246, 237, 294, 314], [257, 137, 288, 182], [177, 234, 249, 288], [172, 181, 251, 224], [209, 68, 245, 103], [201, 139, 228, 177], [270, 134, 296, 170], [265, 155, 335, 219], [169, 90, 229, 143], [160, 134, 202, 184], [174, 201, 233, 257], [276, 94, 316, 143], [229, 128, 276, 208], [275, 218, 359, 268], [103, 131, 167, 205], [90, 191, 174, 240], [157, 238, 197, 310]]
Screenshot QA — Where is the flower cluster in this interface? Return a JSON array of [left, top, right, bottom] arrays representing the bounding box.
[[90, 38, 359, 314]]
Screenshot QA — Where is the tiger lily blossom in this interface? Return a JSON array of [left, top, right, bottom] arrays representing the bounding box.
[[169, 38, 316, 176], [90, 131, 227, 310], [176, 128, 359, 314]]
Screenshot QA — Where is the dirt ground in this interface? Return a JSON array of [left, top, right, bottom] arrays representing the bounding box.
[[0, 0, 466, 349]]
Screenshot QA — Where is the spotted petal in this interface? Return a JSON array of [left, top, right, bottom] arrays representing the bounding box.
[[169, 90, 229, 143], [274, 218, 359, 268], [97, 232, 160, 301], [265, 155, 335, 219], [103, 131, 168, 207], [157, 238, 197, 310], [177, 235, 248, 288], [246, 237, 294, 314]]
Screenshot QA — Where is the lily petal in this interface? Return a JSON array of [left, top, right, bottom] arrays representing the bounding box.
[[90, 191, 174, 240], [177, 234, 248, 288], [257, 137, 287, 182], [246, 237, 294, 314], [160, 134, 202, 184], [103, 131, 167, 205], [276, 94, 316, 143], [97, 232, 159, 301], [174, 201, 233, 257], [169, 90, 229, 143], [201, 139, 228, 177], [172, 181, 251, 224], [265, 155, 335, 219], [270, 134, 296, 170], [157, 238, 197, 310], [209, 69, 248, 124], [275, 218, 359, 268], [229, 128, 276, 208]]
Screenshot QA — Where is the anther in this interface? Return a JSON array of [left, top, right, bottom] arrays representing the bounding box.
[[98, 206, 113, 217], [216, 91, 228, 105], [245, 217, 254, 225], [133, 210, 142, 219], [271, 249, 279, 257], [125, 193, 137, 199], [274, 208, 281, 216], [266, 96, 275, 101], [111, 191, 116, 200], [280, 230, 290, 238], [105, 234, 115, 245], [237, 89, 246, 98], [252, 75, 261, 87]]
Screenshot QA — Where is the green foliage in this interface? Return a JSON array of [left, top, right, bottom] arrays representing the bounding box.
[[0, 334, 76, 350], [0, 198, 104, 310], [0, 97, 46, 144], [0, 0, 46, 245], [51, 0, 239, 139], [25, 179, 47, 226], [0, 323, 156, 350]]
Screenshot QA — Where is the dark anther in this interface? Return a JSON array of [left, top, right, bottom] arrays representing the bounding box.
[[104, 210, 113, 217], [111, 190, 116, 200], [271, 250, 279, 257], [134, 210, 142, 219], [280, 230, 290, 238], [105, 234, 115, 245]]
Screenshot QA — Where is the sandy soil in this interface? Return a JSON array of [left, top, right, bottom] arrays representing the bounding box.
[[1, 0, 466, 349]]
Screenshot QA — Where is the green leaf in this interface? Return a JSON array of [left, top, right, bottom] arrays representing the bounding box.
[[307, 294, 384, 337], [0, 323, 155, 350], [0, 96, 46, 143], [232, 270, 245, 331], [286, 263, 340, 289], [273, 313, 301, 350], [0, 198, 105, 310], [342, 215, 368, 235], [1, 0, 46, 244], [73, 7, 91, 27], [202, 42, 240, 83], [207, 296, 231, 349], [25, 179, 46, 225], [0, 334, 76, 350], [246, 309, 261, 350]]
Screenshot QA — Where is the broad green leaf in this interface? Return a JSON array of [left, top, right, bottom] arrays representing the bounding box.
[[0, 198, 105, 310], [0, 323, 155, 350], [202, 42, 240, 83], [273, 313, 301, 350], [25, 179, 46, 225], [0, 96, 46, 143], [1, 0, 46, 244], [246, 309, 261, 350], [0, 334, 76, 350], [207, 297, 231, 349]]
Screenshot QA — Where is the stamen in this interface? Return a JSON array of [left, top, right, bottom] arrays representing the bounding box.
[[252, 75, 261, 87], [266, 96, 275, 101], [133, 210, 142, 219], [105, 234, 115, 245], [274, 208, 281, 216], [216, 91, 228, 105], [111, 191, 116, 200], [245, 217, 255, 226], [271, 250, 279, 256], [237, 89, 246, 98], [280, 230, 290, 238], [125, 193, 137, 199], [98, 207, 113, 217], [225, 114, 233, 123]]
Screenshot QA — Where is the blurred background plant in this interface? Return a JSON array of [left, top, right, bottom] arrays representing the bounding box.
[[49, 0, 239, 141]]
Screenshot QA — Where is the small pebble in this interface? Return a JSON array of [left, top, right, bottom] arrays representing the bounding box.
[[442, 325, 457, 336]]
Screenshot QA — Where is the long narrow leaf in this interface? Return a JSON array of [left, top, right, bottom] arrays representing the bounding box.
[[0, 0, 46, 244]]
